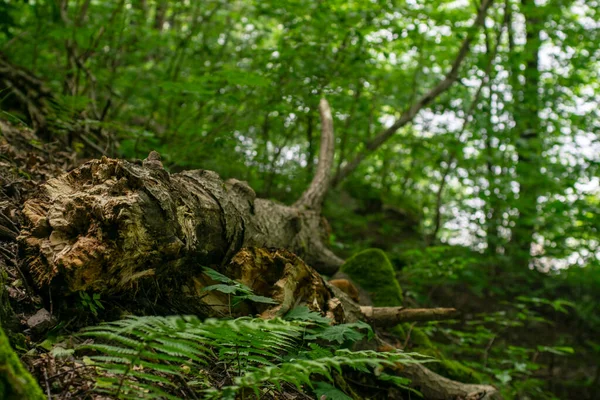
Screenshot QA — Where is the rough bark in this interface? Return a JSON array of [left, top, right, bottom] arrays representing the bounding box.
[[13, 148, 502, 399], [18, 97, 342, 290], [18, 151, 342, 295]]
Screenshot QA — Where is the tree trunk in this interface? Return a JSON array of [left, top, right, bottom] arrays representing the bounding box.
[[508, 0, 542, 269], [19, 151, 343, 297]]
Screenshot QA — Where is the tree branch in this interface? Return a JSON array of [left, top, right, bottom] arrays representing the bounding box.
[[360, 306, 458, 327], [333, 0, 495, 186], [294, 98, 335, 211]]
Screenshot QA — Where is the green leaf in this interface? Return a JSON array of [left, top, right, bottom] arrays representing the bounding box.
[[314, 382, 352, 400], [238, 294, 279, 304], [202, 268, 236, 284], [306, 324, 365, 344], [202, 284, 239, 294], [284, 306, 331, 324], [50, 346, 75, 358]]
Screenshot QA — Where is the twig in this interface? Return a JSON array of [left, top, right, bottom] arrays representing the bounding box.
[[403, 322, 417, 349], [482, 335, 496, 367], [43, 368, 52, 399], [0, 210, 19, 233], [47, 364, 91, 381]]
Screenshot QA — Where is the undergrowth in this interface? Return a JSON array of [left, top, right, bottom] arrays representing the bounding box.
[[62, 313, 427, 399], [52, 269, 429, 399]]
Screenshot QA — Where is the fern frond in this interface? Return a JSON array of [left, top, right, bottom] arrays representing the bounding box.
[[76, 314, 428, 399]]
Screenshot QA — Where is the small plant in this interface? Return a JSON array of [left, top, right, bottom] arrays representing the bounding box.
[[201, 267, 277, 315], [78, 292, 104, 316]]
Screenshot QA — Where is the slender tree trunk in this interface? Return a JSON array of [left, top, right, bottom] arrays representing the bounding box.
[[306, 112, 315, 180], [509, 0, 542, 269]]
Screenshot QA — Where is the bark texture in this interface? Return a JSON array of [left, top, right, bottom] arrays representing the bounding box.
[[15, 153, 502, 398], [19, 153, 341, 295]]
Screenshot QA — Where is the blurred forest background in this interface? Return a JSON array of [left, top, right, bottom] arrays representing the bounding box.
[[0, 0, 599, 399]]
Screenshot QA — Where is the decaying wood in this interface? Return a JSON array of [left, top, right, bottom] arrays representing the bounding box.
[[18, 154, 342, 293], [402, 362, 501, 400], [201, 248, 500, 399], [18, 99, 343, 293], [222, 247, 346, 322], [360, 306, 459, 326]]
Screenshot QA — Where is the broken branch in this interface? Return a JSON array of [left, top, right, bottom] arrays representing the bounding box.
[[294, 98, 335, 211], [360, 306, 458, 326]]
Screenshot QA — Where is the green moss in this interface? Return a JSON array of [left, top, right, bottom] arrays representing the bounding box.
[[0, 324, 45, 400], [391, 325, 434, 349], [434, 359, 485, 384], [340, 249, 403, 306], [408, 327, 433, 348], [390, 324, 406, 338]]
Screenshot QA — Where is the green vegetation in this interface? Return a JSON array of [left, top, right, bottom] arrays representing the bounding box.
[[340, 249, 403, 306], [0, 325, 45, 400], [0, 0, 599, 398], [70, 312, 425, 399]]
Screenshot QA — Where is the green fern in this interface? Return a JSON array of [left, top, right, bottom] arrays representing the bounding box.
[[75, 314, 428, 399]]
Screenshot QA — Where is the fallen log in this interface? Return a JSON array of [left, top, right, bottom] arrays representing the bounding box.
[[193, 247, 502, 399], [19, 152, 342, 295], [18, 101, 343, 295]]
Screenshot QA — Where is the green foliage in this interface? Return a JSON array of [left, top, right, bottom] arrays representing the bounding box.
[[76, 314, 426, 399], [340, 249, 403, 306], [78, 292, 104, 317], [314, 382, 352, 400], [201, 268, 278, 313], [2, 1, 599, 398], [0, 324, 45, 400]]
